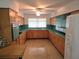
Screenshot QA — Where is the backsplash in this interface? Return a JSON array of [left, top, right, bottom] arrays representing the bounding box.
[[47, 25, 56, 30], [19, 25, 28, 31]]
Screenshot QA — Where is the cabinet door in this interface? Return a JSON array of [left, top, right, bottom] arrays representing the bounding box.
[[0, 8, 13, 44], [26, 30, 33, 38], [27, 30, 48, 39], [56, 36, 65, 55], [34, 30, 48, 38], [19, 31, 26, 44], [49, 32, 65, 56]]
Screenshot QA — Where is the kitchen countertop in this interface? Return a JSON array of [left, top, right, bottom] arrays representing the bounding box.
[[20, 27, 65, 38], [48, 29, 65, 39]]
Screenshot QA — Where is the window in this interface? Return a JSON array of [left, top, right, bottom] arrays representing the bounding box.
[[28, 18, 46, 28]]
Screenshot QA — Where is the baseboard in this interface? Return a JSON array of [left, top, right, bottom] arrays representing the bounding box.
[[27, 38, 49, 39]]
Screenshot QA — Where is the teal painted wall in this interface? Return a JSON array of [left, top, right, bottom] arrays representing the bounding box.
[[55, 15, 67, 33], [19, 25, 28, 31], [56, 15, 66, 28]]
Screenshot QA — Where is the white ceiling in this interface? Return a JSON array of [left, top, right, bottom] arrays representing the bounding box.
[[16, 0, 74, 15]]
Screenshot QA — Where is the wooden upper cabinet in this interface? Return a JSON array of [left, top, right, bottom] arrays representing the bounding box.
[[16, 16, 25, 25], [9, 9, 17, 24], [9, 9, 25, 26], [48, 17, 56, 25]]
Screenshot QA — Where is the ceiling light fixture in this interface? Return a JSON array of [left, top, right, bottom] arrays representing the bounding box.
[[36, 11, 40, 16]]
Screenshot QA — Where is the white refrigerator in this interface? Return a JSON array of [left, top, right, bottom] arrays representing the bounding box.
[[65, 14, 79, 59]]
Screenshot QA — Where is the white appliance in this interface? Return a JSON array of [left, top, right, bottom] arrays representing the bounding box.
[[64, 14, 79, 59]]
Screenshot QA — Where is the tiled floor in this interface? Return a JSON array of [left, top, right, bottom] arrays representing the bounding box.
[[22, 39, 63, 59]]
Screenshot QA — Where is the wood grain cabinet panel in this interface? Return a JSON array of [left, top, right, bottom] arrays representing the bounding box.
[[0, 8, 25, 45], [19, 31, 27, 44], [49, 31, 65, 56], [27, 30, 49, 39], [56, 35, 64, 56], [26, 30, 33, 38], [0, 8, 17, 45]]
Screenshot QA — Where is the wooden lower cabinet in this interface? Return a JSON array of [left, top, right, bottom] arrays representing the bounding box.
[[19, 31, 27, 44], [26, 30, 49, 39], [49, 31, 65, 56], [16, 30, 64, 56], [17, 31, 27, 44]]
